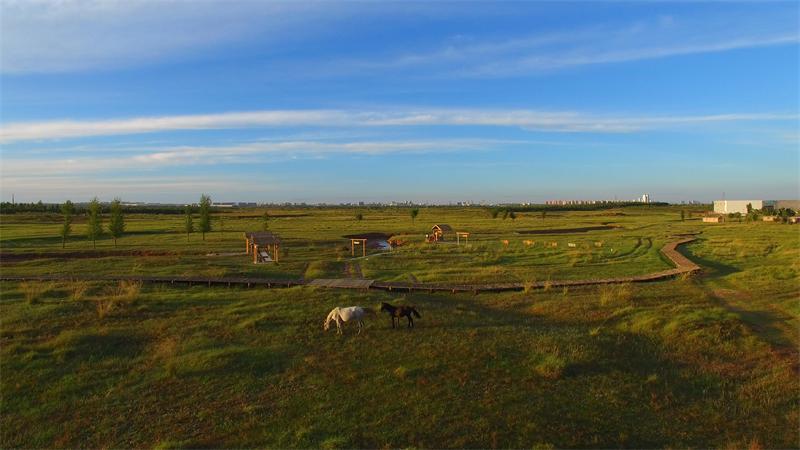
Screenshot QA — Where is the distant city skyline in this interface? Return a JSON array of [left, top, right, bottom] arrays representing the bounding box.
[[1, 2, 798, 203]]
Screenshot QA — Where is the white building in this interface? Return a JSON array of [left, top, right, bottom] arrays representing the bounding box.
[[713, 200, 766, 214], [640, 193, 650, 203]]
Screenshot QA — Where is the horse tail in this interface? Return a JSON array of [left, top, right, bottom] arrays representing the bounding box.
[[411, 307, 421, 318]]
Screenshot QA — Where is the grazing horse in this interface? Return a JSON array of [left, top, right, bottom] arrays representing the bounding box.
[[324, 306, 375, 335], [380, 302, 421, 329]]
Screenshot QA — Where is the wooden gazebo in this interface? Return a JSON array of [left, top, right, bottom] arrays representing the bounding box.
[[430, 224, 453, 242], [244, 231, 281, 263]]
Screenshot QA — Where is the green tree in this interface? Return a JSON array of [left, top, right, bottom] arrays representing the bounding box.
[[509, 211, 517, 221], [410, 208, 419, 224], [490, 208, 501, 219], [184, 205, 194, 242], [218, 214, 225, 239], [86, 197, 103, 249], [680, 210, 685, 221], [198, 194, 212, 240], [108, 198, 125, 247], [541, 210, 546, 220], [262, 210, 270, 231], [355, 212, 364, 221], [59, 200, 74, 248]]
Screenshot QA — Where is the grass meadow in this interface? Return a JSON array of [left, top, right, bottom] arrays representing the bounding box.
[[1, 206, 798, 448]]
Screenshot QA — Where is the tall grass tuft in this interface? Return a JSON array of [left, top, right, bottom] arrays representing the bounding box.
[[523, 280, 535, 294], [69, 280, 90, 301], [95, 280, 143, 318], [95, 299, 116, 319], [532, 353, 566, 379], [115, 280, 142, 304], [393, 366, 408, 379], [20, 281, 52, 305], [599, 283, 633, 306]]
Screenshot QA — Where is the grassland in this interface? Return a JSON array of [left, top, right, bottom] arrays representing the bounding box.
[[1, 206, 798, 448]]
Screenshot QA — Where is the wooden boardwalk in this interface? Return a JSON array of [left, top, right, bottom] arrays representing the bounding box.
[[308, 278, 374, 289], [0, 236, 701, 294]]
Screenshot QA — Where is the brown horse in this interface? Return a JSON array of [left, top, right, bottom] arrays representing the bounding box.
[[380, 302, 421, 328]]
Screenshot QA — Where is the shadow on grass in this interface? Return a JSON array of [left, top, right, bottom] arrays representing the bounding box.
[[678, 242, 740, 278], [712, 291, 799, 353]]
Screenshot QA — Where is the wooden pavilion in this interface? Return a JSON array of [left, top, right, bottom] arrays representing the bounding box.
[[244, 231, 281, 263], [430, 224, 453, 242]]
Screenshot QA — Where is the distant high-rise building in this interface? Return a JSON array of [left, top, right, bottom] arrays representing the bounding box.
[[641, 194, 650, 203]]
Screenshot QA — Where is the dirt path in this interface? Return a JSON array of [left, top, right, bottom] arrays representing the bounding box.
[[344, 261, 364, 279]]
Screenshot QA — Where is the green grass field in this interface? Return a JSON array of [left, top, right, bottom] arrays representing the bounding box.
[[1, 206, 798, 448]]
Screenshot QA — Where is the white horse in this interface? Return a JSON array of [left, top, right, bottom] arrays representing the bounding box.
[[324, 306, 375, 335]]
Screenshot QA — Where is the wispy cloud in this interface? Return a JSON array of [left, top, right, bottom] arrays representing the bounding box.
[[2, 109, 796, 143], [3, 2, 796, 77], [0, 0, 345, 74], [0, 174, 271, 203], [1, 138, 527, 176], [318, 14, 799, 78]]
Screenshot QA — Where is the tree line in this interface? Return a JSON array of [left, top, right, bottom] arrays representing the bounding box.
[[59, 194, 216, 249], [1, 201, 203, 215]]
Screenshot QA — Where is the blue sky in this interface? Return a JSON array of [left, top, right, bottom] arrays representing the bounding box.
[[1, 1, 798, 204]]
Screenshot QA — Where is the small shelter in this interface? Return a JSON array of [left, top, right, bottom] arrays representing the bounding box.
[[244, 231, 282, 263], [430, 224, 453, 242], [456, 231, 470, 245]]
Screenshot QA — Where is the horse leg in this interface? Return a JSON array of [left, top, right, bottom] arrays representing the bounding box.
[[358, 320, 363, 335], [408, 315, 413, 328], [337, 318, 343, 335]]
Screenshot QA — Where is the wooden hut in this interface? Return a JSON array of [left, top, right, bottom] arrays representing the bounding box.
[[244, 231, 282, 263], [430, 224, 453, 242]]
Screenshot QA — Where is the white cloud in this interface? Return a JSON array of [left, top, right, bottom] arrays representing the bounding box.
[[1, 109, 796, 143]]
